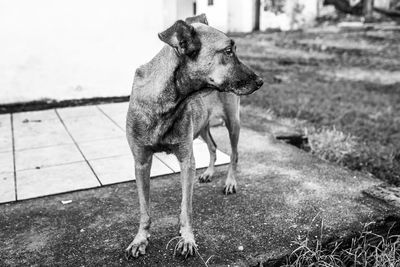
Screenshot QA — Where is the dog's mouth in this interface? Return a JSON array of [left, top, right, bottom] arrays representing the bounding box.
[[204, 77, 263, 95], [230, 85, 261, 95], [204, 83, 221, 91], [202, 84, 226, 95]]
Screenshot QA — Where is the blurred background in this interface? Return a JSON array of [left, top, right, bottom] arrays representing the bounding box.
[[1, 0, 398, 104], [1, 0, 400, 185]]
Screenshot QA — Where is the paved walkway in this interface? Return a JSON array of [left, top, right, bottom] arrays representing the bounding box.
[[0, 102, 229, 203], [0, 123, 394, 266]]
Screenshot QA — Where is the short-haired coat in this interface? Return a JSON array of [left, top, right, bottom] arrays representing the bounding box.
[[125, 14, 263, 258]]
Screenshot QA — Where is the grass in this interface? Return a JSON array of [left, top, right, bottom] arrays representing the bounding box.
[[236, 28, 400, 185], [306, 126, 358, 165], [283, 220, 400, 267], [234, 28, 400, 267]]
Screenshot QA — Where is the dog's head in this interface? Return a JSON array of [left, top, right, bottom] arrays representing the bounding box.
[[158, 14, 263, 95]]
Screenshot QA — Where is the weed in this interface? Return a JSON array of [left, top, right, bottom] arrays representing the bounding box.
[[283, 220, 400, 267]]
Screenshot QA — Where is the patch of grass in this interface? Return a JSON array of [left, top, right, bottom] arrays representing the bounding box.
[[304, 124, 400, 185], [306, 127, 358, 165], [284, 221, 400, 267], [236, 29, 400, 185]]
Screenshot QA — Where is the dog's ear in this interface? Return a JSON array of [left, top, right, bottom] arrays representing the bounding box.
[[185, 13, 208, 25], [158, 20, 201, 57]]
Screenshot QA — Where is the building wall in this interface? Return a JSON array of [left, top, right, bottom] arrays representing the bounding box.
[[197, 0, 229, 32], [197, 0, 257, 32], [374, 0, 391, 9], [298, 0, 319, 27], [163, 0, 194, 28], [260, 0, 318, 31], [228, 0, 257, 32], [0, 0, 192, 104]]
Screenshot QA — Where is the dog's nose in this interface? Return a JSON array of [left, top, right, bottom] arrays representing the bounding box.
[[255, 77, 264, 88]]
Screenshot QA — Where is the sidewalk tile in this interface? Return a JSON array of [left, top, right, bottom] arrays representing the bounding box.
[[215, 150, 231, 165], [13, 109, 58, 123], [13, 120, 73, 150], [56, 106, 101, 119], [89, 155, 173, 185], [78, 137, 131, 160], [105, 113, 126, 130], [15, 144, 84, 171], [154, 143, 231, 172], [17, 162, 100, 200], [60, 115, 124, 143], [97, 102, 128, 116], [193, 138, 204, 146], [97, 103, 129, 130], [98, 111, 125, 130], [155, 152, 180, 172], [0, 152, 14, 174], [194, 143, 231, 168], [0, 173, 15, 203], [0, 114, 12, 152]]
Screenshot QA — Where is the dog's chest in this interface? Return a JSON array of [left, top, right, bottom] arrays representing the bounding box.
[[127, 100, 204, 148]]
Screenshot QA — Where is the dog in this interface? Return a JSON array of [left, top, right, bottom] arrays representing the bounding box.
[[125, 14, 263, 258]]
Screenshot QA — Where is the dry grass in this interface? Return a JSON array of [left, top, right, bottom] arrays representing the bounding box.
[[284, 222, 400, 267], [306, 126, 358, 165]]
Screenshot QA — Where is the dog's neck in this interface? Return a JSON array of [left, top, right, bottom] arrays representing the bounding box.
[[133, 46, 207, 114], [130, 46, 210, 142]]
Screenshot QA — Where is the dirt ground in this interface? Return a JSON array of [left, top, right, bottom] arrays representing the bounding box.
[[234, 27, 400, 185]]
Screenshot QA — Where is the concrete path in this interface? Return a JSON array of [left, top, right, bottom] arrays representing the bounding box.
[[0, 122, 394, 266], [0, 102, 230, 203]]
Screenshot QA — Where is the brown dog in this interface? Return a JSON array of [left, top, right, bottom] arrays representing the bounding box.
[[125, 14, 263, 258]]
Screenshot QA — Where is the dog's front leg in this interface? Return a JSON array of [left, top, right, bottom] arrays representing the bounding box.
[[176, 147, 197, 257], [125, 149, 152, 258]]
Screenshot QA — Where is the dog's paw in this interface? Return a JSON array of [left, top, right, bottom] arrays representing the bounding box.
[[198, 168, 214, 183], [223, 180, 237, 195], [175, 234, 197, 258], [125, 233, 149, 259], [176, 239, 197, 258]]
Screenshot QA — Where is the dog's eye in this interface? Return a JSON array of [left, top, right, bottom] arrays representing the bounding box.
[[224, 48, 233, 56]]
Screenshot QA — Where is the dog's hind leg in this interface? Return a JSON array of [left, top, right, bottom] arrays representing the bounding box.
[[224, 107, 240, 195], [198, 125, 217, 183], [125, 148, 153, 258]]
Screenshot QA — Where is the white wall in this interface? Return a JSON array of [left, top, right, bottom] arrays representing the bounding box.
[[163, 0, 194, 29], [197, 0, 257, 32], [374, 0, 391, 9], [197, 0, 229, 32], [298, 0, 318, 27], [0, 0, 192, 104], [228, 0, 256, 32]]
